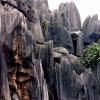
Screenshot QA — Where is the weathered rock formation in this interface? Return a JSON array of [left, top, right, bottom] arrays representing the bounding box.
[[34, 0, 50, 21], [0, 0, 100, 100], [0, 1, 48, 100], [42, 1, 83, 55], [54, 2, 81, 31], [47, 24, 74, 54], [82, 14, 100, 44]]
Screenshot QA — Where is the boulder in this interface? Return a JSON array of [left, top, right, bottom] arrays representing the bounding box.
[[53, 52, 63, 58], [53, 47, 69, 56]]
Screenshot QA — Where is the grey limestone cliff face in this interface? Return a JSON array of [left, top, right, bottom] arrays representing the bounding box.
[[82, 14, 100, 44], [42, 1, 83, 55], [47, 24, 74, 54], [54, 2, 81, 31], [0, 0, 100, 100], [34, 0, 50, 21], [0, 1, 48, 99]]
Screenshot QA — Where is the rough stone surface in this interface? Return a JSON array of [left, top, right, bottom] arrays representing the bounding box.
[[0, 0, 100, 100], [47, 24, 74, 53], [53, 47, 69, 56], [82, 14, 100, 44], [70, 30, 84, 56], [54, 2, 81, 31]]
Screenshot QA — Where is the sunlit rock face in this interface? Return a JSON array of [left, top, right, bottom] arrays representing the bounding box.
[[34, 0, 50, 21], [53, 2, 81, 31], [0, 0, 45, 44], [17, 0, 45, 43], [82, 14, 100, 44]]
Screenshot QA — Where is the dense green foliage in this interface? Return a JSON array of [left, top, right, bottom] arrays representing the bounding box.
[[80, 43, 100, 69]]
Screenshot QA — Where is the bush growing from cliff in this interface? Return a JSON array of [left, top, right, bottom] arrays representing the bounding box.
[[41, 21, 48, 33], [80, 43, 100, 69]]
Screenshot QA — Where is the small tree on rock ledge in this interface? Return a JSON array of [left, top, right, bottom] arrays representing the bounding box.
[[80, 43, 100, 70]]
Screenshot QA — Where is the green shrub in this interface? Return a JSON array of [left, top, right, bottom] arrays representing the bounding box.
[[80, 43, 100, 69], [41, 21, 48, 33]]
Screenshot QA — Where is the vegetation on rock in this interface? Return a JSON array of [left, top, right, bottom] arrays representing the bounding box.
[[80, 43, 100, 69], [41, 21, 48, 33]]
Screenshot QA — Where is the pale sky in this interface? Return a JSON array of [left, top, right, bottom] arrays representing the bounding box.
[[48, 0, 100, 23]]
